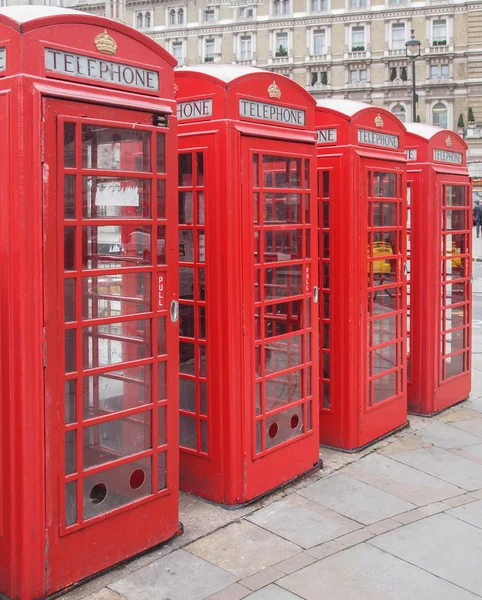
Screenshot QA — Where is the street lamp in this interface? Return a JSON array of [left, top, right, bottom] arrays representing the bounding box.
[[405, 29, 421, 122]]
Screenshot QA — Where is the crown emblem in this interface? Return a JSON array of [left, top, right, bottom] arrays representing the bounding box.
[[94, 30, 117, 55], [268, 81, 281, 99], [446, 135, 453, 148], [375, 113, 384, 128]]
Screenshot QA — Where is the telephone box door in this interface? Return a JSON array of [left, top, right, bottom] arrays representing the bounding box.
[[43, 99, 179, 593], [362, 160, 407, 443]]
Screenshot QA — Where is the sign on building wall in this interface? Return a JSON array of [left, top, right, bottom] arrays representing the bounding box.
[[358, 128, 399, 149], [433, 149, 463, 164], [239, 99, 305, 126], [44, 48, 160, 92]]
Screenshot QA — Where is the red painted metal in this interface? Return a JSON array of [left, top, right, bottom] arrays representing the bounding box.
[[315, 101, 408, 450], [175, 66, 320, 505], [0, 8, 179, 599], [405, 124, 472, 414]]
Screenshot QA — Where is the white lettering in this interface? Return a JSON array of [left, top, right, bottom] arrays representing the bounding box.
[[433, 149, 463, 164], [316, 129, 337, 144], [406, 149, 417, 160], [0, 47, 5, 72], [357, 128, 399, 149], [44, 48, 159, 92], [177, 99, 213, 120], [239, 99, 306, 126]]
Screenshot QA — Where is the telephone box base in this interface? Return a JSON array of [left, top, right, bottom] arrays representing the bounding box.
[[320, 420, 410, 454]]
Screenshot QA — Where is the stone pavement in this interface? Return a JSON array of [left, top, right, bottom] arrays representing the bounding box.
[[61, 372, 482, 600]]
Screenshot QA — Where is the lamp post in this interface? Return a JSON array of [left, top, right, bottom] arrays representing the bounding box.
[[405, 30, 421, 122]]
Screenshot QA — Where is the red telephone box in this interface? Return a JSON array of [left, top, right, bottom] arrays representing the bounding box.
[[175, 65, 319, 505], [405, 124, 472, 414], [315, 100, 408, 450], [0, 7, 180, 599]]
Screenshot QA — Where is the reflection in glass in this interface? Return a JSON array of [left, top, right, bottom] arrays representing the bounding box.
[[265, 369, 302, 410], [445, 186, 465, 207], [179, 230, 194, 262], [83, 226, 152, 269], [444, 210, 466, 232], [264, 230, 302, 261], [82, 273, 150, 319], [157, 180, 166, 219], [265, 335, 302, 374], [264, 265, 302, 300], [264, 193, 302, 224], [64, 175, 76, 219], [180, 341, 195, 375], [65, 227, 76, 271], [65, 329, 76, 373], [82, 126, 151, 171], [373, 202, 397, 227], [65, 380, 76, 424], [180, 414, 196, 449], [64, 122, 76, 168], [265, 404, 303, 449], [65, 481, 77, 526], [179, 191, 193, 224], [157, 133, 166, 173], [373, 371, 397, 403], [262, 155, 301, 188], [65, 278, 76, 322], [180, 267, 194, 299], [82, 177, 151, 219], [65, 430, 76, 475], [179, 153, 192, 186], [197, 152, 204, 186], [198, 191, 205, 225], [265, 300, 303, 338], [373, 172, 396, 197], [444, 353, 465, 379]]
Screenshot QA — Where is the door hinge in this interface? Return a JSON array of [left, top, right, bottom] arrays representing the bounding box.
[[42, 327, 47, 368]]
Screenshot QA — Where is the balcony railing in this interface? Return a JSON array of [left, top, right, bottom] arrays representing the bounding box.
[[387, 48, 405, 57], [272, 55, 290, 64]]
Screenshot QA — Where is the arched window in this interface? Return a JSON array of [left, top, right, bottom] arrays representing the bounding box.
[[136, 12, 143, 28], [178, 8, 184, 24], [145, 12, 151, 28], [432, 102, 448, 128], [169, 8, 176, 24], [282, 0, 290, 12], [391, 104, 406, 122], [273, 0, 281, 15]]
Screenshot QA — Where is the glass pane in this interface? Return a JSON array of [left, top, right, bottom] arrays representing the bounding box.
[[65, 227, 76, 271], [64, 175, 76, 219], [265, 335, 303, 374], [179, 230, 194, 262], [445, 186, 466, 207], [64, 122, 76, 168], [180, 377, 196, 412], [265, 404, 303, 449], [444, 257, 466, 281], [65, 329, 76, 373], [444, 328, 466, 355], [373, 371, 397, 403], [373, 202, 397, 227], [179, 191, 193, 224], [198, 191, 205, 225], [83, 456, 152, 520], [157, 226, 166, 265], [265, 369, 303, 410], [253, 154, 259, 188], [262, 156, 301, 188], [373, 343, 397, 374], [65, 481, 77, 526], [197, 152, 204, 186], [180, 342, 195, 375], [373, 315, 398, 346], [444, 210, 466, 231], [83, 320, 151, 369], [201, 420, 208, 453], [445, 353, 465, 379], [83, 412, 152, 468], [179, 153, 193, 186], [198, 269, 206, 301], [83, 226, 153, 269], [198, 230, 205, 263], [83, 365, 152, 418], [265, 265, 302, 300], [82, 273, 150, 319], [65, 430, 76, 475], [373, 172, 397, 198], [158, 451, 167, 491], [442, 281, 467, 306], [179, 304, 194, 339], [158, 405, 166, 446], [82, 126, 151, 171], [82, 177, 151, 219], [157, 179, 166, 219], [157, 133, 166, 173], [200, 382, 207, 415], [180, 414, 196, 449], [180, 267, 194, 299], [264, 193, 302, 224], [264, 230, 302, 261], [265, 300, 304, 338], [65, 380, 76, 424], [158, 317, 166, 355], [65, 278, 76, 322], [158, 361, 166, 400], [199, 307, 206, 340]]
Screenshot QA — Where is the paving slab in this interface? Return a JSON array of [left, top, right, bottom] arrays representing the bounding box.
[[83, 591, 126, 600], [239, 567, 284, 592], [412, 421, 482, 449], [108, 549, 236, 600], [438, 408, 482, 423], [243, 584, 301, 600], [466, 396, 482, 414], [447, 499, 482, 530], [449, 417, 482, 438], [450, 443, 482, 465], [391, 446, 482, 491], [186, 520, 300, 579], [205, 584, 251, 600], [274, 552, 317, 575], [370, 513, 482, 597], [279, 543, 478, 600], [379, 434, 430, 456], [298, 473, 415, 525], [247, 493, 361, 549], [343, 453, 463, 505]]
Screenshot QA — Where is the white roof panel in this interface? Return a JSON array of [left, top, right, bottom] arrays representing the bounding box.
[[316, 99, 372, 117], [177, 63, 270, 83], [405, 122, 443, 139], [0, 5, 89, 24]]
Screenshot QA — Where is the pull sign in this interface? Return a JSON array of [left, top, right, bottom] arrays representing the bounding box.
[[170, 300, 179, 323], [158, 274, 165, 309], [313, 286, 319, 304], [305, 266, 311, 293]]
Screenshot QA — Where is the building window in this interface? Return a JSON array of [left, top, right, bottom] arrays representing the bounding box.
[[172, 41, 184, 62], [391, 23, 405, 50], [311, 0, 328, 10], [178, 8, 184, 24], [311, 71, 328, 86], [390, 66, 408, 81], [350, 0, 367, 8], [432, 102, 448, 128], [391, 104, 407, 122], [205, 38, 215, 61], [275, 32, 289, 56], [313, 29, 326, 55], [273, 0, 290, 15], [169, 8, 184, 25], [44, 0, 64, 5], [203, 8, 215, 22], [136, 12, 143, 28], [169, 9, 176, 25], [349, 68, 367, 83], [432, 19, 447, 45], [431, 64, 449, 80], [351, 26, 365, 51], [145, 12, 151, 28], [239, 6, 254, 18], [240, 35, 253, 60]]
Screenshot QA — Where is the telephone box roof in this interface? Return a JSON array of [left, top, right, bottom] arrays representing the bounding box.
[[405, 122, 445, 140], [178, 64, 273, 84], [0, 5, 83, 24], [316, 99, 375, 117]]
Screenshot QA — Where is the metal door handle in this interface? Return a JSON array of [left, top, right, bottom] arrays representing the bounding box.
[[170, 300, 179, 323], [313, 286, 319, 304], [403, 262, 408, 277]]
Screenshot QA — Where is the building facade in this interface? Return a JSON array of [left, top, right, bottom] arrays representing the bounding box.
[[2, 0, 482, 160]]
